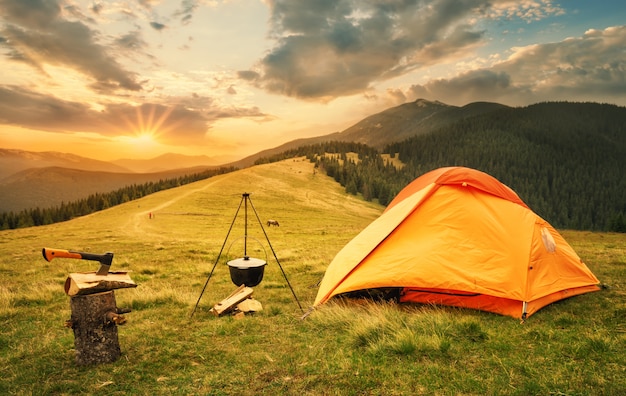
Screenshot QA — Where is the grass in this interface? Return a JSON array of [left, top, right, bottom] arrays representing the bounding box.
[[0, 157, 625, 395]]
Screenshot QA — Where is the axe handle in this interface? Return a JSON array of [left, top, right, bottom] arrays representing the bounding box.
[[42, 248, 82, 262], [42, 248, 111, 263]]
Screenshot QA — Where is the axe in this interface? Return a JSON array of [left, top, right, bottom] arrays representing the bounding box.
[[42, 248, 113, 275]]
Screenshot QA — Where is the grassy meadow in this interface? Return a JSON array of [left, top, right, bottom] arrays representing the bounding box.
[[0, 157, 625, 395]]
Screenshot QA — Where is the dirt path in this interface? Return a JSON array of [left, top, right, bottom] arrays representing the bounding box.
[[123, 173, 233, 239]]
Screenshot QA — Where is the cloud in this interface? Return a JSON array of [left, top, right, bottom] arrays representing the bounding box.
[[404, 25, 626, 106], [150, 21, 167, 31], [0, 85, 95, 131], [501, 26, 626, 97], [486, 0, 565, 22], [173, 0, 200, 25], [238, 70, 261, 81], [100, 102, 207, 144], [90, 3, 103, 15], [138, 0, 160, 10], [204, 105, 270, 121], [114, 31, 149, 51], [0, 0, 143, 92], [0, 85, 270, 145], [406, 69, 516, 105], [243, 0, 564, 101]]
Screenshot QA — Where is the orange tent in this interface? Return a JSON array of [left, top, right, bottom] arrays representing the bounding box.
[[314, 167, 600, 319]]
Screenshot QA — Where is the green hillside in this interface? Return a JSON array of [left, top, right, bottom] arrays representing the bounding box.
[[1, 158, 625, 394], [259, 102, 626, 232], [385, 102, 626, 231]]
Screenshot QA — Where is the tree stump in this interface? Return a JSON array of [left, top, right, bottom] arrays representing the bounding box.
[[68, 290, 124, 365]]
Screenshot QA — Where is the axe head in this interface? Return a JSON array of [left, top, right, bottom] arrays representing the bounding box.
[[96, 252, 114, 275]]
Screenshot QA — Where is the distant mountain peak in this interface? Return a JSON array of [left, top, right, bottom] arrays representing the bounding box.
[[0, 148, 131, 180], [112, 152, 236, 173]]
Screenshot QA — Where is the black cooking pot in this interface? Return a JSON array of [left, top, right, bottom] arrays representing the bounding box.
[[227, 257, 266, 287]]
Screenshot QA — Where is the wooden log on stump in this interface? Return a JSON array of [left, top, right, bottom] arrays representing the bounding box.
[[67, 290, 126, 365]]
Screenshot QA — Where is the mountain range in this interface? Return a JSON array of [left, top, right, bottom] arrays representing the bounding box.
[[230, 99, 509, 167], [0, 149, 237, 212], [0, 149, 234, 179], [1, 99, 624, 215], [112, 152, 236, 173]]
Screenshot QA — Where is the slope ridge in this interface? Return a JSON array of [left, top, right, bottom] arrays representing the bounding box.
[[14, 158, 382, 270]]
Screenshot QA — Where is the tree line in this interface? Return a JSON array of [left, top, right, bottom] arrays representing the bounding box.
[[255, 103, 626, 232], [0, 167, 236, 230], [383, 102, 626, 232]]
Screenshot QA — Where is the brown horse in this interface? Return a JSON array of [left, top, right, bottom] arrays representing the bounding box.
[[267, 219, 280, 227]]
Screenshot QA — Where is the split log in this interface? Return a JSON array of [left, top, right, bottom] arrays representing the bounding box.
[[64, 271, 137, 296], [236, 298, 263, 313], [210, 285, 254, 316], [68, 290, 128, 365]]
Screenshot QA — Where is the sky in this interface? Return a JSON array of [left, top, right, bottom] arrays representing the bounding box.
[[0, 0, 625, 162]]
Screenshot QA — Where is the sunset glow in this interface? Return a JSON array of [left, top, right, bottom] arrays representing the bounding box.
[[0, 0, 624, 161]]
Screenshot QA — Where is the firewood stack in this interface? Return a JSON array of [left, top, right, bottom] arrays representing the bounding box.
[[210, 285, 263, 318]]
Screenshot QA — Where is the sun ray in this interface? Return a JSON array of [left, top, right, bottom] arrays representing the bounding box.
[[123, 105, 175, 142], [99, 103, 187, 157]]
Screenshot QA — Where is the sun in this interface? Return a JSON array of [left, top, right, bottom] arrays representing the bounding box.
[[132, 131, 157, 146], [100, 104, 182, 158], [119, 130, 162, 154]]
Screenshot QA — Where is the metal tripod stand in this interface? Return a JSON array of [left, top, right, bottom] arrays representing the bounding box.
[[191, 193, 303, 317]]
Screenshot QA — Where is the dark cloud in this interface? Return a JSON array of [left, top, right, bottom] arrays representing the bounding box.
[[0, 0, 143, 92], [0, 0, 62, 28], [407, 24, 485, 67], [0, 85, 94, 131], [237, 70, 261, 81], [404, 25, 626, 106], [150, 21, 167, 31], [91, 3, 103, 15], [251, 0, 488, 100], [242, 0, 579, 101]]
